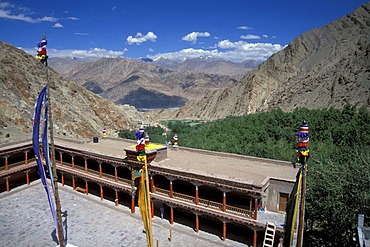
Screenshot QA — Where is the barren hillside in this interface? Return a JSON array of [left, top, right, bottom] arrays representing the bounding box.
[[154, 3, 370, 120], [64, 58, 239, 110], [0, 42, 151, 141]]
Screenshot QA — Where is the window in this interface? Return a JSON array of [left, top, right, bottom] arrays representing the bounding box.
[[279, 193, 289, 212]]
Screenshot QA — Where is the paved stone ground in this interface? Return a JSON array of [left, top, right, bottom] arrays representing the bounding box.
[[0, 181, 249, 247]]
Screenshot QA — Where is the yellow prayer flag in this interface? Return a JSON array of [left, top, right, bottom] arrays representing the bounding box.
[[138, 165, 153, 247]]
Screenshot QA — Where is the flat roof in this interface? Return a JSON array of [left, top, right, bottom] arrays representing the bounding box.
[[156, 148, 297, 186], [0, 181, 247, 247], [54, 137, 298, 187]]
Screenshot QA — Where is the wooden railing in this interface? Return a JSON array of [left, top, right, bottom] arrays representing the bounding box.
[[156, 187, 170, 196], [226, 204, 254, 218], [173, 191, 195, 203], [2, 159, 254, 219], [0, 158, 36, 172], [199, 198, 222, 210], [67, 165, 131, 185], [155, 187, 254, 219]]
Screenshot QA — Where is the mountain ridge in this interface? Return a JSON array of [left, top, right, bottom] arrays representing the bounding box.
[[0, 42, 150, 140], [152, 3, 370, 120], [63, 57, 240, 110]]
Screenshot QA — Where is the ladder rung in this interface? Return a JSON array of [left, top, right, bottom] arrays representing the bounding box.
[[263, 222, 276, 247]]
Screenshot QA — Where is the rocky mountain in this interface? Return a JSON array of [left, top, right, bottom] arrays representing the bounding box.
[[48, 57, 100, 74], [64, 58, 239, 110], [154, 3, 370, 120], [151, 57, 258, 76], [0, 42, 151, 140], [49, 56, 257, 77]]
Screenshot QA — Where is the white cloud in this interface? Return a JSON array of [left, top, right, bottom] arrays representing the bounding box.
[[182, 32, 211, 44], [240, 34, 260, 40], [38, 16, 58, 22], [262, 34, 277, 39], [148, 48, 219, 61], [52, 22, 63, 28], [0, 2, 12, 8], [126, 32, 158, 45], [237, 26, 252, 30], [0, 2, 58, 23], [217, 39, 284, 58], [217, 40, 235, 49], [147, 40, 285, 62], [70, 48, 124, 57], [67, 16, 79, 21], [21, 47, 126, 58], [0, 9, 34, 22], [74, 32, 89, 36]]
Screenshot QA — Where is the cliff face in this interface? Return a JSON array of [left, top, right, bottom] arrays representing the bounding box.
[[0, 42, 149, 140], [251, 3, 370, 113], [156, 3, 370, 120]]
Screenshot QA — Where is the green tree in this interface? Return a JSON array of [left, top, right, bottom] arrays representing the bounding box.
[[144, 125, 166, 144], [118, 129, 135, 139], [305, 149, 370, 246]]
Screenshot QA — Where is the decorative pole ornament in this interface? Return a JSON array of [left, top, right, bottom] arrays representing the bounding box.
[[135, 126, 147, 163], [35, 34, 48, 66], [295, 120, 310, 165], [172, 133, 178, 148], [102, 126, 107, 138]]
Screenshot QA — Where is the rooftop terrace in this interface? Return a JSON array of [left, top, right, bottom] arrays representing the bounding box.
[[54, 137, 298, 188]]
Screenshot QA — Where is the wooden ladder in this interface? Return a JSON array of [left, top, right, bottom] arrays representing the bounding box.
[[263, 222, 276, 247]]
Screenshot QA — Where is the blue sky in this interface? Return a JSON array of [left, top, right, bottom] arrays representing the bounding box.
[[0, 0, 368, 62]]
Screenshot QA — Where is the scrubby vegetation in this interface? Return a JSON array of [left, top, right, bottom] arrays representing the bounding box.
[[118, 105, 370, 246]]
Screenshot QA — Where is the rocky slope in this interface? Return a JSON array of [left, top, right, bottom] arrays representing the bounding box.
[[151, 57, 257, 76], [0, 42, 151, 141], [64, 58, 239, 110], [155, 3, 370, 120], [50, 56, 257, 77], [48, 57, 100, 75]]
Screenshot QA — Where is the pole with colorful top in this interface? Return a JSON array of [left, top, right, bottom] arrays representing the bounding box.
[[296, 120, 310, 247]]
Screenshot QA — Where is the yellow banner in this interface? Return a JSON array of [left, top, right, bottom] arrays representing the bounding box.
[[138, 164, 153, 247], [290, 171, 302, 246]]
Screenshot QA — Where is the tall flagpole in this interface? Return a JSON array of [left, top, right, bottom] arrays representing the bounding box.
[[295, 120, 310, 247], [45, 60, 64, 247], [144, 158, 153, 247], [297, 163, 307, 247], [135, 128, 153, 247]]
